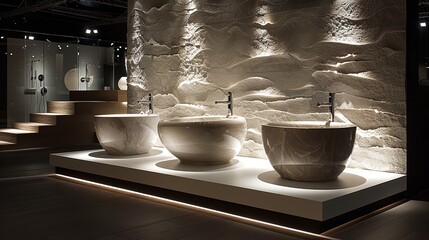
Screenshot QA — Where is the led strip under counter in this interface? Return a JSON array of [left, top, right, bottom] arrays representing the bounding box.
[[54, 174, 338, 240], [50, 147, 406, 222]]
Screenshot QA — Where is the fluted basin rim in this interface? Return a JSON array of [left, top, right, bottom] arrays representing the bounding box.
[[95, 114, 159, 118], [159, 115, 245, 124], [263, 121, 356, 129]]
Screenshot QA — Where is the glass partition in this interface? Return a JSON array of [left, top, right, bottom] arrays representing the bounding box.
[[0, 29, 126, 126]]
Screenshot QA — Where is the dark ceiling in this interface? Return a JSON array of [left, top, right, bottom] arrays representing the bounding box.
[[1, 0, 428, 45], [0, 0, 127, 42]]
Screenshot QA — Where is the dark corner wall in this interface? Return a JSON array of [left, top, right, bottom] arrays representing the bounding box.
[[407, 1, 429, 193], [0, 37, 6, 128]]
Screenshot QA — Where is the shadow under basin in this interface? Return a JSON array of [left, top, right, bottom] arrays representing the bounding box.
[[89, 149, 163, 159], [156, 159, 240, 172], [258, 171, 367, 190]]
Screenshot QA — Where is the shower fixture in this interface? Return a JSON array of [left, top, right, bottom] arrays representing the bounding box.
[[30, 59, 40, 81], [80, 63, 92, 83]]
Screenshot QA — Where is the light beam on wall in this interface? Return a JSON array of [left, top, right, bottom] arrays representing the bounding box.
[[177, 0, 208, 96], [252, 3, 283, 57], [325, 0, 367, 44]]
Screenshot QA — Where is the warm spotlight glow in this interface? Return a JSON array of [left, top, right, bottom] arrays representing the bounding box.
[[28, 36, 34, 40], [55, 174, 338, 240], [93, 29, 98, 34], [252, 5, 283, 57], [86, 29, 91, 34], [0, 36, 4, 39], [420, 22, 427, 27]]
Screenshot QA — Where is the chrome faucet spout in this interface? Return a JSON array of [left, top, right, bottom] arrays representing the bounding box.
[[317, 92, 335, 122], [215, 91, 233, 116], [138, 93, 153, 114]]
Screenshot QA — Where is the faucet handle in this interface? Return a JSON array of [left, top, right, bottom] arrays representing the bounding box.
[[215, 91, 234, 116], [329, 92, 336, 101]]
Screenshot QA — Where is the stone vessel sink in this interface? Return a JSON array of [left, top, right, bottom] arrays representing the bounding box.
[[262, 121, 356, 181], [94, 114, 159, 155], [158, 116, 247, 165]]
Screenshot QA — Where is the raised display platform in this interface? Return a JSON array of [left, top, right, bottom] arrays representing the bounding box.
[[50, 147, 406, 222]]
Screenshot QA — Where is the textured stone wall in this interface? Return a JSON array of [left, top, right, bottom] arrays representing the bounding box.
[[127, 0, 406, 173]]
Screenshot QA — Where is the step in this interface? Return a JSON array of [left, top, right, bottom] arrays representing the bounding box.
[[13, 122, 56, 133], [31, 113, 97, 127], [0, 140, 14, 146], [0, 128, 37, 143], [30, 113, 69, 125], [0, 126, 98, 150], [69, 90, 127, 102], [47, 101, 127, 115], [0, 140, 17, 151]]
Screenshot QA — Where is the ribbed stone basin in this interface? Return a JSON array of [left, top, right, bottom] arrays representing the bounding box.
[[262, 121, 356, 181], [94, 114, 159, 155], [158, 116, 247, 165]]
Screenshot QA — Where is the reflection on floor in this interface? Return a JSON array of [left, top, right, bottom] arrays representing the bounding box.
[[0, 176, 305, 240]]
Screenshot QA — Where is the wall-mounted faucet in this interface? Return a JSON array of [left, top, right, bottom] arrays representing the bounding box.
[[138, 93, 153, 114], [317, 92, 336, 122], [215, 91, 233, 116]]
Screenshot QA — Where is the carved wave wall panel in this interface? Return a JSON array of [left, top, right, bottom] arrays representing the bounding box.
[[128, 0, 406, 173]]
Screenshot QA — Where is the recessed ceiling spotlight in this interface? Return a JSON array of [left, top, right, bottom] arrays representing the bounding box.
[[86, 29, 91, 34], [111, 42, 114, 46], [24, 35, 27, 39], [93, 29, 98, 34], [0, 36, 4, 39], [28, 35, 34, 40], [421, 22, 427, 27]]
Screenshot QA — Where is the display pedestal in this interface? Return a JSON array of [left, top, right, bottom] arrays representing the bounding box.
[[51, 147, 406, 231]]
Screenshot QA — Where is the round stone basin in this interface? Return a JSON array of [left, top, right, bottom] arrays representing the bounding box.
[[94, 114, 159, 155], [158, 116, 247, 165], [262, 121, 356, 182]]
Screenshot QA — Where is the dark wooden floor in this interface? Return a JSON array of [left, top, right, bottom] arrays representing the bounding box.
[[329, 199, 429, 240], [0, 176, 305, 240], [1, 148, 429, 240]]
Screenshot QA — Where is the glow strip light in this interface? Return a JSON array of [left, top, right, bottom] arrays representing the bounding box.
[[55, 174, 338, 240]]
